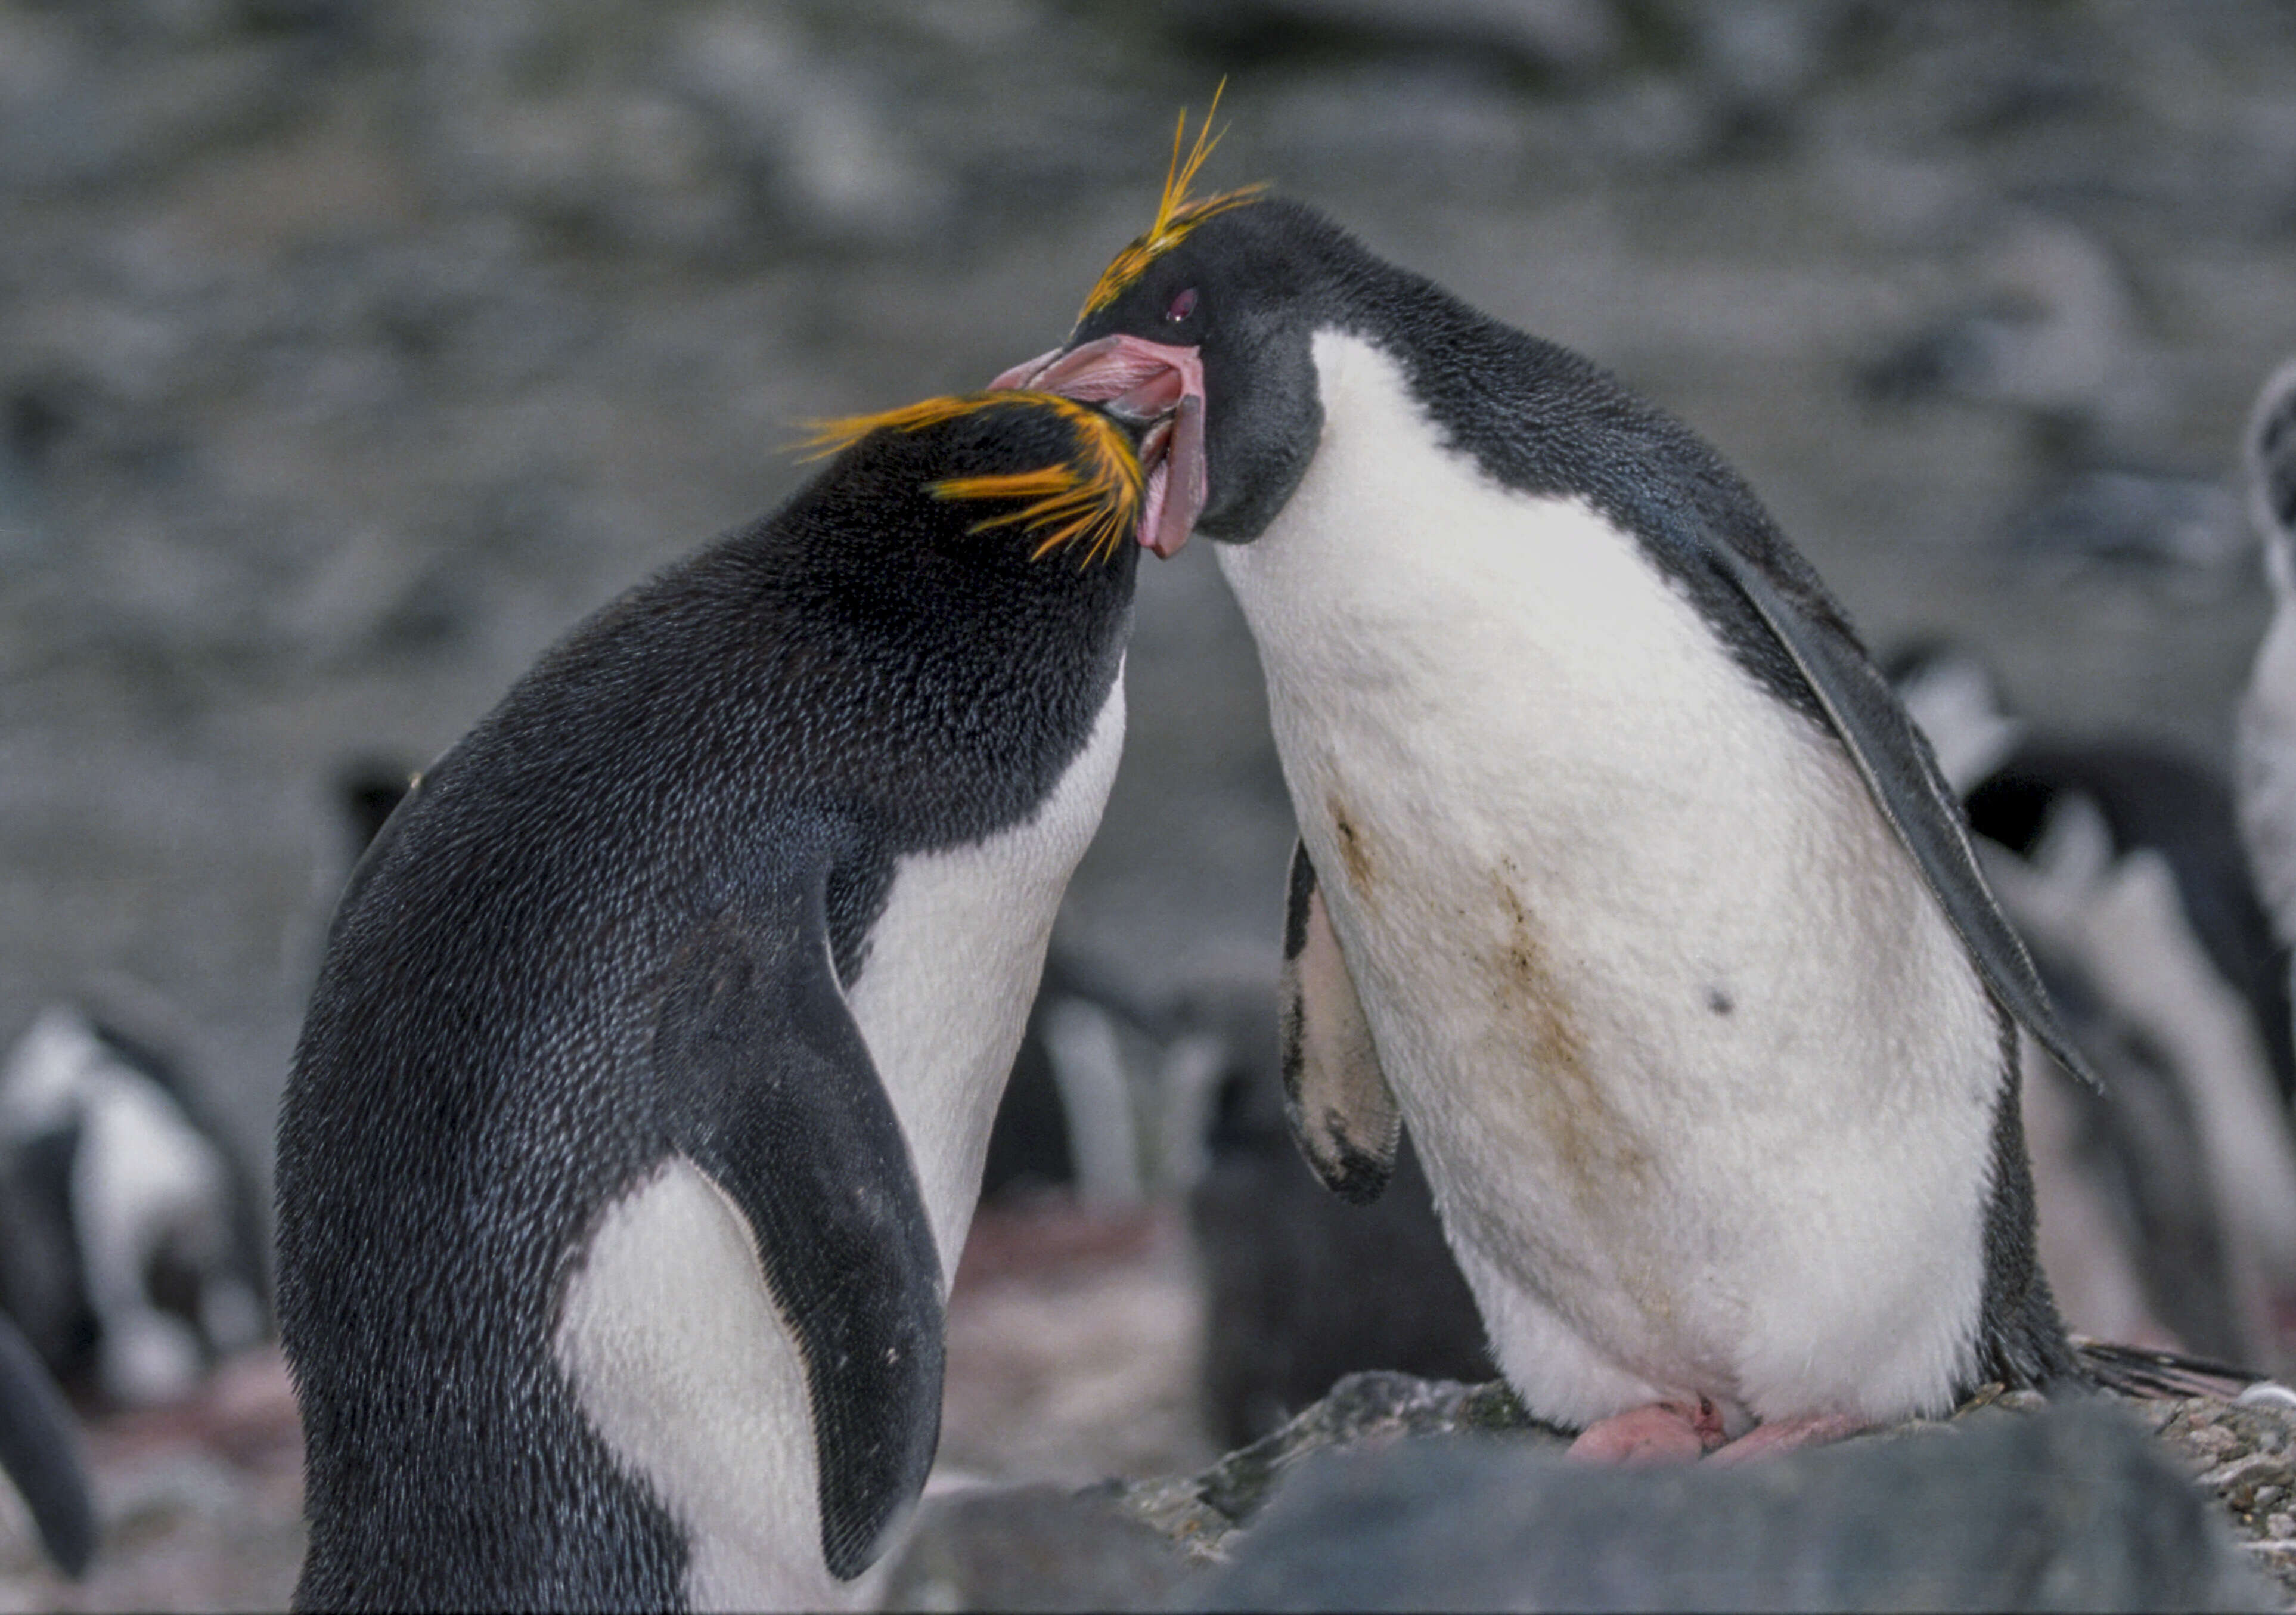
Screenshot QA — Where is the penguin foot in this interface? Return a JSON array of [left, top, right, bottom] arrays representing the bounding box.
[[1565, 1397, 1727, 1466], [1704, 1412, 1869, 1467]]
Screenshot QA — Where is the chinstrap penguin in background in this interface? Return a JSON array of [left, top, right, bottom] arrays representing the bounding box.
[[1890, 641, 2296, 1368], [1000, 114, 2094, 1465], [277, 392, 1149, 1610], [2240, 357, 2296, 1084], [1893, 640, 2294, 1101], [0, 1003, 268, 1409]]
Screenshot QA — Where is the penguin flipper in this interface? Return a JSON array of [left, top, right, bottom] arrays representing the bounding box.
[[653, 891, 944, 1582], [1281, 839, 1402, 1203], [0, 1310, 94, 1577], [1705, 544, 2101, 1091]]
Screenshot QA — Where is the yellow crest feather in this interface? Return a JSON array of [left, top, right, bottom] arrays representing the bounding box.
[[1078, 82, 1264, 321], [799, 392, 1142, 566], [800, 393, 1002, 456]]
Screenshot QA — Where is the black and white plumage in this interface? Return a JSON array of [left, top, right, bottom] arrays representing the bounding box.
[[0, 998, 264, 1579], [1896, 639, 2294, 1099], [1892, 641, 2296, 1366], [1007, 185, 2088, 1458], [0, 1003, 266, 1408], [979, 954, 1157, 1210], [276, 395, 1143, 1610], [1983, 793, 2295, 1368], [2240, 357, 2296, 1067]]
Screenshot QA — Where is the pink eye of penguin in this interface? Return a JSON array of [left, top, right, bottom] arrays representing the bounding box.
[[1165, 287, 1198, 323]]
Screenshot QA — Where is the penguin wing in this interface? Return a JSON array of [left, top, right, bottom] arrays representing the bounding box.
[[1706, 544, 2101, 1090], [1281, 839, 1403, 1202], [653, 891, 944, 1582]]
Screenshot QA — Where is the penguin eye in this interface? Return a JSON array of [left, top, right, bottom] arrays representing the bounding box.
[[1165, 287, 1199, 323]]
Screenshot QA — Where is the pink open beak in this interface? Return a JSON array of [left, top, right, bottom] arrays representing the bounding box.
[[989, 336, 1207, 559]]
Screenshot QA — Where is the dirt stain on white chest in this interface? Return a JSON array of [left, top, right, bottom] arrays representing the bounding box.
[[1324, 785, 1648, 1218], [1327, 794, 1380, 896], [1484, 858, 1650, 1205]]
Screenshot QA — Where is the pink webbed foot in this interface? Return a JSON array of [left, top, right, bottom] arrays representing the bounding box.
[[1703, 1411, 1869, 1467], [1566, 1397, 1728, 1467]]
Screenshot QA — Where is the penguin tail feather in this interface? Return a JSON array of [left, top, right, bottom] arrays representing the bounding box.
[[2074, 1337, 2264, 1400]]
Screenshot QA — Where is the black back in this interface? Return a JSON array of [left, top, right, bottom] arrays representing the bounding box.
[[277, 399, 1138, 1609]]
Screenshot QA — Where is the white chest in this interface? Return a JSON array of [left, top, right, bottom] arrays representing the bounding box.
[[1216, 332, 1999, 1424], [845, 672, 1128, 1273]]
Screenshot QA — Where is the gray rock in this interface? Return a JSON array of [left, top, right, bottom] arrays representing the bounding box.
[[1194, 1400, 2276, 1613], [883, 1483, 1194, 1613], [2154, 1388, 2296, 1607], [1109, 1371, 1560, 1561], [665, 6, 939, 244], [0, 439, 47, 572], [0, 38, 314, 194]]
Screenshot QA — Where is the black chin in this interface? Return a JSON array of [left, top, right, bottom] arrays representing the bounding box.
[[1193, 438, 1314, 541], [1193, 504, 1255, 543]]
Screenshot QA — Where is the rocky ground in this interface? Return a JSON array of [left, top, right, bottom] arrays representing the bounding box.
[[891, 1369, 2296, 1611], [13, 1334, 2296, 1611], [4, 0, 2296, 1605]]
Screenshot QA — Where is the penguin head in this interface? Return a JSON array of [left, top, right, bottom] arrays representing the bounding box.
[[992, 106, 1360, 553], [805, 392, 1152, 584]]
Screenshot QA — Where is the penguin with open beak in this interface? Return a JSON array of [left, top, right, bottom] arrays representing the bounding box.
[[277, 392, 1144, 1608], [1001, 109, 2096, 1464]]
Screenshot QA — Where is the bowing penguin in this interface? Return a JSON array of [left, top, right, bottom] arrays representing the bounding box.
[[277, 392, 1144, 1608], [1000, 116, 2093, 1464]]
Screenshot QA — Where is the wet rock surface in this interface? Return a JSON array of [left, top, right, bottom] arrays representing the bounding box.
[[901, 1371, 2296, 1611], [1104, 1369, 1556, 1565], [1194, 1393, 2275, 1613]]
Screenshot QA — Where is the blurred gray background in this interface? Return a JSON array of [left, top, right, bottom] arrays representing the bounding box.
[[2, 0, 2292, 1297]]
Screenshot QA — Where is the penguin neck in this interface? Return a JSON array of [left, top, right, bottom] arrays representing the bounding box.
[[841, 667, 1129, 1283], [1214, 328, 1639, 704]]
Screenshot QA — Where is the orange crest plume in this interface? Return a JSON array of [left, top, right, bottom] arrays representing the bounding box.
[[801, 393, 1143, 566], [1078, 82, 1264, 321]]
